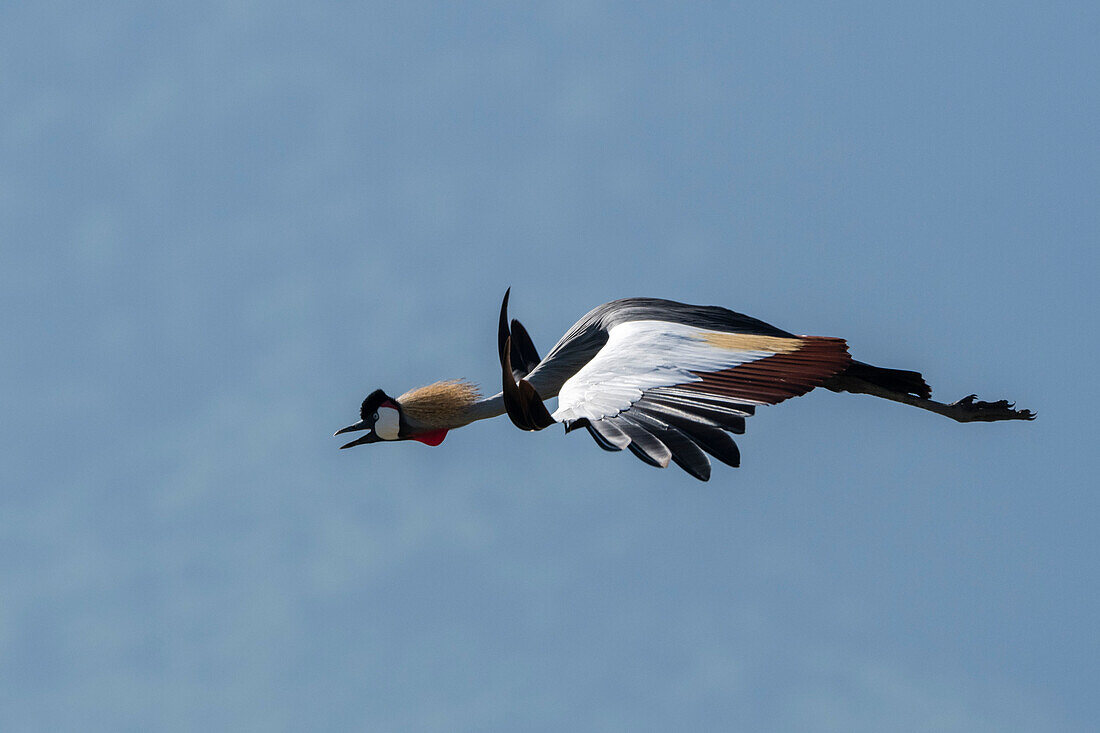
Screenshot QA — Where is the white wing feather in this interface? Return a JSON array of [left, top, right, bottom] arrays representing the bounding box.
[[553, 321, 782, 423]]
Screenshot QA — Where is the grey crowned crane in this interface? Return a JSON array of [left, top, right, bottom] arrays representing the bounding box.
[[336, 290, 1034, 481]]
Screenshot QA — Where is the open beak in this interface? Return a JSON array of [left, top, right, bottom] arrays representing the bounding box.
[[335, 419, 381, 449]]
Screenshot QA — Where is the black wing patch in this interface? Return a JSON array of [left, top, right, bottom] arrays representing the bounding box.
[[508, 318, 542, 381], [564, 388, 755, 482], [498, 289, 555, 431]]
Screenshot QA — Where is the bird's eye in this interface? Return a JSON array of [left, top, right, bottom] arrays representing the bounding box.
[[372, 412, 379, 422]]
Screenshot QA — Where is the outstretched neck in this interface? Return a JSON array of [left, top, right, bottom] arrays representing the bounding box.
[[460, 392, 506, 426]]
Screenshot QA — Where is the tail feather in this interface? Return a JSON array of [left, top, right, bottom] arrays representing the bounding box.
[[841, 361, 931, 399]]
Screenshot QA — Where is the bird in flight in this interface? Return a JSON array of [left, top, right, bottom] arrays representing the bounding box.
[[336, 290, 1034, 480]]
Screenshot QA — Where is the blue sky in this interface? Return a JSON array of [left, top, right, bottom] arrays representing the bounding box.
[[2, 2, 1097, 730]]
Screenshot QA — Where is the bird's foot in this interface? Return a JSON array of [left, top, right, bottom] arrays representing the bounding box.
[[947, 394, 1036, 422]]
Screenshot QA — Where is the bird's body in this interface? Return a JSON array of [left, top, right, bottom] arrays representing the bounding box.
[[337, 291, 1033, 480]]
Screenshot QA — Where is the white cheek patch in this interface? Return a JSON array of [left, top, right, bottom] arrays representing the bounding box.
[[374, 406, 401, 440]]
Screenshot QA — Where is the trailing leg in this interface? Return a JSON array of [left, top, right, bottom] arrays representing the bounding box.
[[824, 361, 1035, 423]]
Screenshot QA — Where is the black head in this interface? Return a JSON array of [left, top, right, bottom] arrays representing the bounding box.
[[335, 388, 403, 448], [359, 389, 391, 421]]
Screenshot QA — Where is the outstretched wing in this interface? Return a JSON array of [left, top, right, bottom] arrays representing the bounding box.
[[553, 320, 852, 480]]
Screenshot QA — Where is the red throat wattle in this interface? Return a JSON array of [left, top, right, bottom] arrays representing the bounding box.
[[411, 429, 448, 446]]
